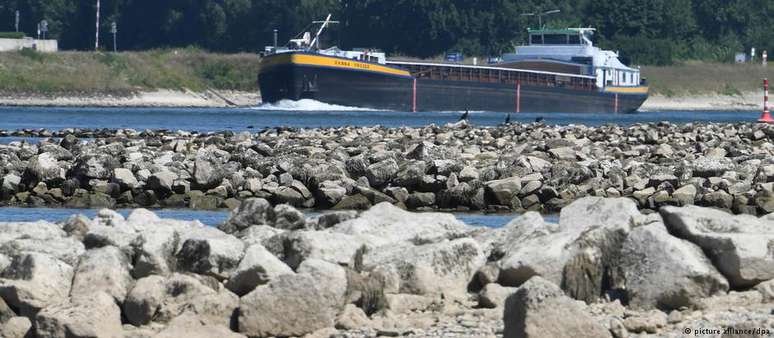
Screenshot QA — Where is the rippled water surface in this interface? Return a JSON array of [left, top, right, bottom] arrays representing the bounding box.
[[0, 102, 760, 132], [0, 207, 552, 228]]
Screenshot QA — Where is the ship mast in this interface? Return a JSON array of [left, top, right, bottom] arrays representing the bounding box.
[[309, 14, 339, 51]]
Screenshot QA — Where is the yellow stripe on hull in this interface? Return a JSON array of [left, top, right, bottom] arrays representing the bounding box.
[[603, 86, 649, 94], [260, 53, 411, 78]]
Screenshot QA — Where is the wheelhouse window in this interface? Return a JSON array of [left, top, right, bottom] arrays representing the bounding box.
[[543, 34, 567, 45], [569, 35, 581, 45], [530, 34, 543, 45]]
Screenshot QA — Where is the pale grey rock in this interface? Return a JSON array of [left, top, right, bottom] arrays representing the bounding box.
[[297, 258, 348, 310], [620, 221, 729, 310], [622, 310, 668, 334], [0, 252, 74, 317], [478, 283, 517, 308], [485, 177, 522, 206], [61, 214, 91, 240], [225, 244, 293, 297], [0, 316, 31, 338], [237, 225, 284, 247], [113, 167, 139, 189], [176, 226, 245, 280], [331, 202, 470, 247], [661, 205, 774, 288], [365, 159, 399, 186], [499, 197, 639, 293], [239, 273, 339, 338], [124, 273, 238, 327], [0, 236, 84, 266], [672, 184, 697, 205], [219, 198, 275, 234], [70, 246, 134, 304], [147, 170, 177, 193], [335, 304, 372, 330], [755, 278, 774, 302], [154, 313, 246, 338], [26, 152, 64, 184], [34, 292, 122, 338], [503, 276, 611, 338], [279, 230, 368, 269], [363, 238, 486, 297], [0, 220, 65, 244], [273, 203, 306, 230]]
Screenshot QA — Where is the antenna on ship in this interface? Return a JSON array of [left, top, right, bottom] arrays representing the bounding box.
[[309, 14, 340, 51], [521, 9, 560, 29]]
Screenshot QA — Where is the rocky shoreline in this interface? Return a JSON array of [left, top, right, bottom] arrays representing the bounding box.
[[0, 197, 773, 337], [3, 122, 774, 215]]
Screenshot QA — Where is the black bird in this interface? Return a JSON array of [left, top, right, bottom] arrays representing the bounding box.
[[459, 110, 469, 121], [504, 113, 511, 125], [535, 116, 544, 123]]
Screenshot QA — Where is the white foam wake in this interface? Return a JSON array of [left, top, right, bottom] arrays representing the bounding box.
[[252, 99, 376, 111]]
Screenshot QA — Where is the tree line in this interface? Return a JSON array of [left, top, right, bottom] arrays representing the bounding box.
[[0, 0, 772, 65]]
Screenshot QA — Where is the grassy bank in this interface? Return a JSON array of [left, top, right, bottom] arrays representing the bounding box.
[[641, 62, 772, 97], [0, 49, 770, 98], [0, 48, 261, 95]]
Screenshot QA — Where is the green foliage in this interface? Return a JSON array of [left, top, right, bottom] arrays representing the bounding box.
[[0, 0, 772, 65], [0, 49, 261, 94], [18, 47, 45, 61], [0, 32, 25, 38]]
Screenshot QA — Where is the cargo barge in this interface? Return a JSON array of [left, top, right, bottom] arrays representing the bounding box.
[[259, 16, 648, 113]]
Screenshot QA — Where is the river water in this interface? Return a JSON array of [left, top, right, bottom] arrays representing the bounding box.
[[0, 101, 760, 132], [0, 207, 550, 228], [0, 101, 757, 226]]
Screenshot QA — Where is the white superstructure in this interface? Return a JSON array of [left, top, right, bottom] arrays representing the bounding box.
[[502, 28, 642, 88]]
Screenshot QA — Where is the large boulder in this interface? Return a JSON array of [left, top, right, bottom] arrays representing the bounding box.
[[176, 227, 245, 280], [365, 159, 399, 187], [70, 246, 134, 304], [239, 273, 341, 337], [193, 149, 226, 189], [661, 205, 774, 288], [0, 252, 74, 317], [296, 259, 348, 309], [498, 197, 640, 290], [225, 244, 293, 296], [503, 276, 611, 338], [155, 313, 246, 338], [485, 177, 522, 206], [218, 198, 275, 234], [619, 220, 729, 310], [0, 316, 31, 338], [363, 238, 486, 297], [273, 204, 307, 230], [123, 273, 239, 327], [112, 168, 139, 190], [0, 236, 85, 267], [237, 225, 284, 247], [25, 152, 64, 184], [331, 202, 470, 247], [34, 292, 122, 338], [0, 221, 66, 245], [558, 196, 639, 232], [276, 230, 368, 269], [71, 154, 119, 180]]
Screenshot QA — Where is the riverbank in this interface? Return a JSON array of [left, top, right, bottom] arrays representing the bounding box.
[[0, 50, 769, 110], [640, 91, 763, 111], [0, 197, 773, 337], [0, 90, 764, 110], [0, 89, 260, 108], [2, 121, 774, 215]]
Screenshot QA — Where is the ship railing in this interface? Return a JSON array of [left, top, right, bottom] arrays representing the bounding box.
[[387, 61, 597, 91]]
